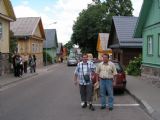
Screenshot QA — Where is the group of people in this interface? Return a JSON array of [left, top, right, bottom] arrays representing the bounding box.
[[12, 54, 37, 77], [74, 53, 117, 111]]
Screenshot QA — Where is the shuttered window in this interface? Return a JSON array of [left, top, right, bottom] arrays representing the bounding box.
[[147, 36, 153, 55]]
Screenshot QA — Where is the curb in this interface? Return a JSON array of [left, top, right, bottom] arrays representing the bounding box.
[[126, 89, 157, 120], [0, 73, 38, 89]]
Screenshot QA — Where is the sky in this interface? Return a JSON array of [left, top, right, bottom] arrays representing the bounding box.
[[10, 0, 143, 44]]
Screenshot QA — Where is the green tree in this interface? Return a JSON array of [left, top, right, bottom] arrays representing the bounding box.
[[106, 0, 133, 16], [9, 31, 17, 63], [64, 41, 73, 55], [71, 0, 133, 57]]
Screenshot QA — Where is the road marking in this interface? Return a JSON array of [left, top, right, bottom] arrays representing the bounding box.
[[92, 103, 140, 107]]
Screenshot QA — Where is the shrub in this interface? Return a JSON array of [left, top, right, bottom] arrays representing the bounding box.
[[43, 51, 52, 65], [126, 55, 142, 76]]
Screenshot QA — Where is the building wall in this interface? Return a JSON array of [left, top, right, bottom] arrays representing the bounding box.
[[34, 25, 42, 38], [0, 53, 10, 76], [0, 0, 8, 15], [0, 0, 11, 76], [112, 48, 141, 68], [45, 48, 57, 63], [144, 0, 160, 28], [0, 18, 9, 53], [141, 0, 160, 84], [17, 37, 44, 68], [143, 23, 160, 67]]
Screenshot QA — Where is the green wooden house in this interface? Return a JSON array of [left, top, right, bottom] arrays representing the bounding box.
[[43, 29, 58, 64], [134, 0, 160, 83]]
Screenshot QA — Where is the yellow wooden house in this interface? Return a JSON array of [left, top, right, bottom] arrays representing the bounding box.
[[96, 33, 112, 60], [0, 0, 16, 75], [10, 17, 45, 67]]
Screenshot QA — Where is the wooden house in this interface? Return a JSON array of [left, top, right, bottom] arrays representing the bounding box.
[[134, 0, 160, 83], [108, 16, 142, 68], [10, 17, 45, 67], [0, 0, 16, 75], [43, 29, 58, 64]]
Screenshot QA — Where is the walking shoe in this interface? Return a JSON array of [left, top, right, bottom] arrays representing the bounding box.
[[100, 106, 106, 109], [109, 107, 113, 111], [89, 104, 95, 111], [81, 102, 87, 108]]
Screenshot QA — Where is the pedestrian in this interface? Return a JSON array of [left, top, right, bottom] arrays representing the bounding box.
[[19, 55, 23, 76], [33, 54, 36, 72], [28, 55, 34, 73], [73, 53, 96, 111], [14, 55, 21, 77], [23, 54, 28, 73], [12, 53, 16, 77], [96, 53, 117, 111]]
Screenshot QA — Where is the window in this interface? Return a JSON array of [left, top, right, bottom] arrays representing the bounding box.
[[32, 43, 35, 53], [147, 36, 153, 55], [158, 34, 160, 56], [0, 23, 2, 39]]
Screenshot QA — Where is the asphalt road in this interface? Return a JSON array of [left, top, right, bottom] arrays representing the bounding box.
[[0, 63, 153, 120]]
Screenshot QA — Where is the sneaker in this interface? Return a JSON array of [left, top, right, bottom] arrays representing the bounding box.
[[109, 107, 113, 111], [89, 104, 95, 111], [100, 106, 106, 109], [81, 102, 87, 108]]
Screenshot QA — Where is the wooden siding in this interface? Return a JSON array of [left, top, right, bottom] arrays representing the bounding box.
[[0, 0, 8, 16], [0, 18, 9, 53], [112, 48, 141, 68]]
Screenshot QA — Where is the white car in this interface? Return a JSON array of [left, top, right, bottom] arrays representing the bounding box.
[[67, 57, 78, 66]]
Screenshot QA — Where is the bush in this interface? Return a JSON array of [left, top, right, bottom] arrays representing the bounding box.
[[43, 51, 52, 65], [126, 55, 142, 76]]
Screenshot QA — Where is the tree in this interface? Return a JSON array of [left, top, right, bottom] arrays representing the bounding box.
[[71, 0, 133, 57], [9, 31, 17, 63], [64, 41, 74, 55], [106, 0, 133, 16]]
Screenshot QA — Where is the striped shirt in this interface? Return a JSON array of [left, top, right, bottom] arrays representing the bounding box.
[[74, 61, 96, 85]]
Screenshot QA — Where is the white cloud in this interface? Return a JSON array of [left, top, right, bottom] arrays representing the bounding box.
[[12, 0, 143, 44], [131, 0, 143, 17]]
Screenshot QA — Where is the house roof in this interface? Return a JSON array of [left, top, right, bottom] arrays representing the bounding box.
[[0, 0, 16, 21], [10, 17, 45, 39], [134, 0, 152, 38], [43, 29, 58, 48], [97, 33, 110, 51], [108, 16, 142, 48]]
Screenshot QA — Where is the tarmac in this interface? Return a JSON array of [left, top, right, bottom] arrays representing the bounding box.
[[0, 64, 160, 120]]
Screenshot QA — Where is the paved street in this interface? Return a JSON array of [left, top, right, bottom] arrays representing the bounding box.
[[0, 64, 153, 120]]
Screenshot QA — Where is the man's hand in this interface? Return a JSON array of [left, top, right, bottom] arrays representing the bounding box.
[[74, 80, 78, 86], [74, 74, 78, 86]]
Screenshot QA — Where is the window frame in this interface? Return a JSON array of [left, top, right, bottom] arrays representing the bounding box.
[[147, 35, 153, 56], [0, 22, 2, 39], [158, 34, 160, 56]]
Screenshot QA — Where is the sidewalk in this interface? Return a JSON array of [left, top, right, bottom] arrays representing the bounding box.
[[0, 64, 58, 88], [0, 65, 160, 120], [126, 75, 160, 120]]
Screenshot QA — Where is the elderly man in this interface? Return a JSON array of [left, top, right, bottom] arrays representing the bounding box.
[[96, 53, 117, 111], [74, 53, 95, 111]]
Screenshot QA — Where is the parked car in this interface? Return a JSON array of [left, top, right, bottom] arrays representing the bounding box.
[[93, 60, 126, 93], [67, 57, 78, 66], [112, 60, 126, 93]]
